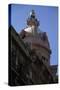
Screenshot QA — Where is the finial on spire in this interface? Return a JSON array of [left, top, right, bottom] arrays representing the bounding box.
[[27, 10, 40, 27], [30, 10, 35, 18]]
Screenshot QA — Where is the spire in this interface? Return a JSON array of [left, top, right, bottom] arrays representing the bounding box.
[[27, 10, 40, 27], [30, 10, 35, 18]]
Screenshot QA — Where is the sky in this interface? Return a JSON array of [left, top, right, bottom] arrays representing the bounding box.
[[9, 4, 58, 65]]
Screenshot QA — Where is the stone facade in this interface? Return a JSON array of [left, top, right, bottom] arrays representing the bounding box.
[[8, 26, 57, 86]]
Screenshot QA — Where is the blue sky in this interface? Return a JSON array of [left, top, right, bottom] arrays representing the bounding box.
[[9, 4, 58, 65]]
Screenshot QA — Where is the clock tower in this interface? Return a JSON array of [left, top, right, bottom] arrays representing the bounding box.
[[20, 10, 51, 65]]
